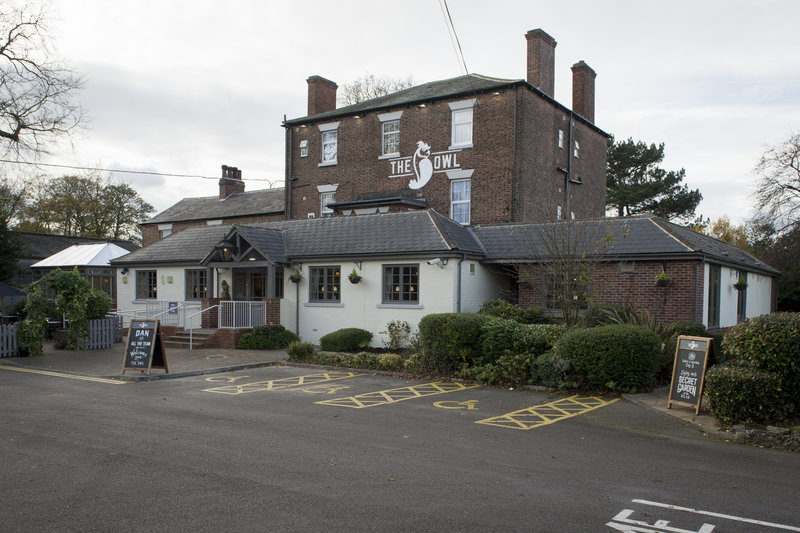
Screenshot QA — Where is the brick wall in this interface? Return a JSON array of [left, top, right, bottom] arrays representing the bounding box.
[[287, 85, 606, 225], [517, 259, 703, 323]]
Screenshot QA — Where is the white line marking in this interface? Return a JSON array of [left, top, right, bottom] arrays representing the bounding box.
[[633, 499, 800, 531]]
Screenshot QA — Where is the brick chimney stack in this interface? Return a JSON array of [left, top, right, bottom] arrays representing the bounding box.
[[307, 75, 338, 116], [525, 29, 557, 98], [219, 165, 245, 199], [571, 61, 596, 123]]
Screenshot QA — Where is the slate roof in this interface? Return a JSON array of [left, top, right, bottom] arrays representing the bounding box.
[[115, 212, 778, 277], [143, 188, 285, 225], [113, 225, 233, 265], [473, 216, 779, 276], [114, 210, 485, 266], [285, 74, 519, 126]]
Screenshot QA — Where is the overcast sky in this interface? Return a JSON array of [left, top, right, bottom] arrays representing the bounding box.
[[29, 0, 800, 224]]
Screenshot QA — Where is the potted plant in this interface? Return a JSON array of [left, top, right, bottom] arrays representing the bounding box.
[[289, 269, 303, 283], [348, 268, 362, 284], [734, 276, 748, 291], [654, 270, 671, 287]]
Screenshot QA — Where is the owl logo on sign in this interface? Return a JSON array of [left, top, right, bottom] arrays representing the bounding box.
[[409, 141, 432, 189]]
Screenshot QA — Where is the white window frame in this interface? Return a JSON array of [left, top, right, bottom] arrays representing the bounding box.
[[450, 179, 471, 225], [574, 140, 580, 158], [449, 99, 475, 149], [378, 111, 402, 158], [318, 122, 339, 166], [558, 130, 564, 149], [318, 184, 338, 217], [299, 139, 308, 157]]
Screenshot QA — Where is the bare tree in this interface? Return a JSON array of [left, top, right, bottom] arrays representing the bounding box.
[[755, 132, 800, 234], [338, 73, 413, 106], [521, 219, 614, 325], [0, 1, 84, 156]]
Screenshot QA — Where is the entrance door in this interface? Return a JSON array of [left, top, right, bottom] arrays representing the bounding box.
[[233, 269, 266, 301]]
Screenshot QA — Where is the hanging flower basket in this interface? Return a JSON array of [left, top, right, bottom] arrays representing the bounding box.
[[289, 270, 303, 283], [734, 278, 748, 291], [348, 268, 362, 284], [654, 270, 671, 287]]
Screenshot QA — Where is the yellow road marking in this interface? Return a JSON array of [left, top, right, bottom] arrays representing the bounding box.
[[316, 381, 480, 409], [475, 395, 617, 430], [434, 399, 479, 410], [0, 365, 128, 385], [203, 371, 363, 395], [204, 375, 251, 383], [302, 384, 351, 394]]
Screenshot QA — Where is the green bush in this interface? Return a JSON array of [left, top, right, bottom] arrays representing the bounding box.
[[308, 350, 405, 371], [319, 328, 373, 352], [479, 299, 526, 322], [286, 340, 314, 361], [583, 303, 629, 328], [85, 291, 112, 320], [554, 324, 661, 392], [479, 318, 567, 364], [478, 299, 552, 324], [459, 352, 537, 386], [704, 364, 787, 428], [417, 313, 489, 373], [237, 324, 300, 349], [532, 352, 578, 390], [722, 313, 800, 400]]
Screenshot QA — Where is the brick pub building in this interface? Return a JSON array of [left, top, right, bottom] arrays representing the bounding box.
[[121, 28, 777, 347]]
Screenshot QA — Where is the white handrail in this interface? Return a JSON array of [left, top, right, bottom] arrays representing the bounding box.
[[185, 305, 219, 350]]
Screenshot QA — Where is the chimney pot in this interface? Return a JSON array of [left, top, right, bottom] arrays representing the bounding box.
[[219, 165, 245, 199], [307, 75, 338, 116], [571, 60, 596, 123], [525, 29, 557, 97]]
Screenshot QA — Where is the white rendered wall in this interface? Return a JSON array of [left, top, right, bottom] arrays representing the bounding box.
[[283, 259, 492, 346]]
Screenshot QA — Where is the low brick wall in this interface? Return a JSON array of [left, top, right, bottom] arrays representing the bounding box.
[[213, 328, 251, 349]]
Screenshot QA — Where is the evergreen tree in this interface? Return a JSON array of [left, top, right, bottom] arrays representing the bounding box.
[[606, 137, 702, 222]]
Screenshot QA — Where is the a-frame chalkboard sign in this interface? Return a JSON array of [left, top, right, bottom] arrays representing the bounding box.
[[668, 335, 714, 415], [122, 319, 169, 375]]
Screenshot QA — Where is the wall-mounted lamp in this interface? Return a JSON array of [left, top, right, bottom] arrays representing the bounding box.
[[120, 267, 128, 274]]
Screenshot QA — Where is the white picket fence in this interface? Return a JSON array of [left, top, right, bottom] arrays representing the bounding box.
[[0, 323, 17, 358]]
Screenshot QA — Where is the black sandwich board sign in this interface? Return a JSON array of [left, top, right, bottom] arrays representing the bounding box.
[[122, 319, 169, 375], [668, 335, 714, 414]]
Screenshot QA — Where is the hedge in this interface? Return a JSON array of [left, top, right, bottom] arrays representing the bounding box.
[[417, 313, 489, 373], [704, 364, 787, 428], [479, 318, 567, 363], [722, 312, 800, 399], [554, 324, 661, 392], [237, 324, 299, 350], [319, 328, 373, 352]]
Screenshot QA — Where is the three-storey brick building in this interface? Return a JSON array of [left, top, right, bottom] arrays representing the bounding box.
[[283, 29, 607, 226]]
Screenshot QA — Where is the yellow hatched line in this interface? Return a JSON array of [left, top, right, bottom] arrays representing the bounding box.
[[203, 371, 363, 395], [475, 395, 618, 430], [0, 366, 128, 385], [316, 381, 480, 409]]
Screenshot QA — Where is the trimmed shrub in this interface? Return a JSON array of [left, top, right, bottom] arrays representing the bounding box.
[[532, 352, 578, 390], [237, 324, 300, 350], [722, 313, 800, 398], [479, 318, 567, 364], [319, 328, 373, 352], [704, 364, 787, 428], [287, 340, 314, 361], [307, 351, 405, 371], [554, 324, 661, 392], [417, 313, 489, 373], [459, 352, 537, 386], [479, 299, 526, 322], [478, 299, 552, 324]]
